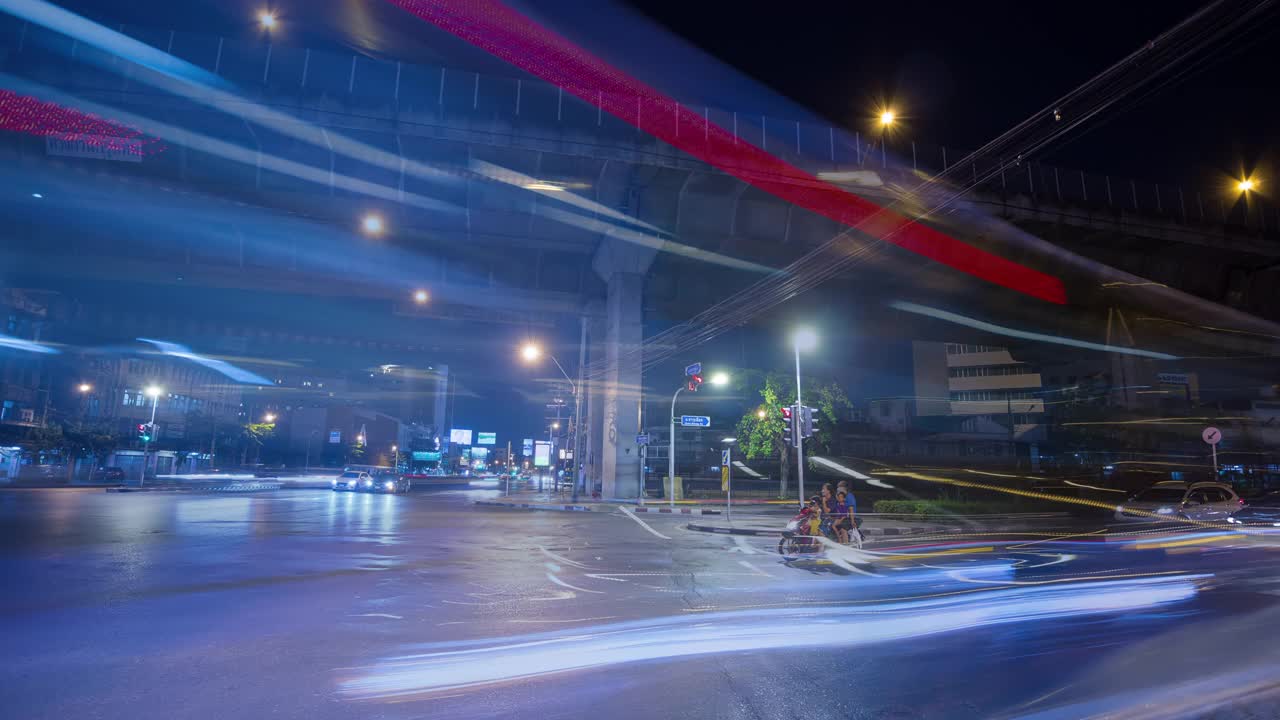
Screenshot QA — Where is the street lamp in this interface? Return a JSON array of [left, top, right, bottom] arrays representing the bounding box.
[[879, 109, 896, 127], [413, 289, 429, 304], [263, 413, 276, 423], [141, 385, 162, 486], [77, 383, 92, 393], [257, 10, 277, 30], [756, 409, 767, 419], [520, 340, 585, 500], [1238, 178, 1255, 193], [792, 328, 818, 507], [361, 213, 385, 236], [669, 368, 731, 508]]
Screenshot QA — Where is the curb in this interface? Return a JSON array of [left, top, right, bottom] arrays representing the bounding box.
[[475, 500, 598, 512], [475, 500, 721, 515], [686, 523, 940, 537], [107, 482, 284, 494]]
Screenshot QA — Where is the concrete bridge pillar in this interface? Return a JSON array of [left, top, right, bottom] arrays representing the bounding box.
[[592, 236, 655, 499]]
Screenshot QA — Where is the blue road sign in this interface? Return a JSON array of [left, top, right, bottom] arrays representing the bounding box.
[[680, 415, 711, 427], [636, 433, 650, 445], [684, 362, 702, 376]]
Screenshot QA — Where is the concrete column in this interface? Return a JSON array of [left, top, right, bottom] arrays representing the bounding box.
[[584, 303, 606, 494], [592, 237, 655, 499]]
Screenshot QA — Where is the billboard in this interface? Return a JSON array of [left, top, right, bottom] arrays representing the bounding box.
[[522, 438, 533, 457], [449, 428, 473, 445], [477, 432, 497, 446], [534, 441, 551, 467]]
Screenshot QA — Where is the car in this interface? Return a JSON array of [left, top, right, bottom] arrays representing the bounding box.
[[366, 472, 411, 494], [1114, 481, 1242, 522], [91, 466, 125, 482], [331, 470, 373, 492], [1228, 491, 1280, 527]]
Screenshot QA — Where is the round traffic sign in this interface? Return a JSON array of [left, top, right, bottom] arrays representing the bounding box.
[[1202, 427, 1222, 446]]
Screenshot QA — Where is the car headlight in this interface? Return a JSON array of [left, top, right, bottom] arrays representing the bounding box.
[[384, 481, 395, 490], [1155, 507, 1175, 515]]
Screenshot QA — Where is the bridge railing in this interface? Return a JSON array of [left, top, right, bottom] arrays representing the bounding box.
[[1, 16, 1275, 237]]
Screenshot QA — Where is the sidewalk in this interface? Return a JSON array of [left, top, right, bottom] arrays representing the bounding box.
[[474, 495, 723, 515]]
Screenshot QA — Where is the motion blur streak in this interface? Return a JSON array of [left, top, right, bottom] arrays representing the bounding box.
[[137, 339, 273, 385], [470, 159, 664, 235], [0, 333, 57, 353], [340, 575, 1198, 699], [1005, 666, 1280, 720], [0, 89, 162, 155], [0, 0, 223, 88], [890, 301, 1180, 359], [0, 74, 457, 213], [386, 0, 1069, 305]]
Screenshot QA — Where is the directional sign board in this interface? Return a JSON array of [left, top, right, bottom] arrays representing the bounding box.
[[635, 433, 650, 445], [1202, 427, 1222, 446], [680, 415, 711, 427], [684, 362, 702, 376]]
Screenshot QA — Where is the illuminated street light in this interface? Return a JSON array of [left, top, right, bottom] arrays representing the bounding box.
[[757, 409, 767, 419], [361, 213, 385, 235], [520, 343, 542, 362], [257, 10, 277, 30], [413, 289, 429, 304], [263, 413, 277, 423], [794, 327, 819, 353], [1239, 178, 1256, 192], [879, 109, 896, 126], [709, 371, 730, 386], [551, 422, 560, 430], [77, 383, 92, 393], [144, 385, 162, 398]]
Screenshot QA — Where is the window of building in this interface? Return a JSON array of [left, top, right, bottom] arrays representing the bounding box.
[[948, 365, 1035, 378], [946, 344, 1005, 355], [950, 390, 1038, 402]]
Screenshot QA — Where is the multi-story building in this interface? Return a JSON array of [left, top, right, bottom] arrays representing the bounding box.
[[81, 353, 243, 439], [0, 288, 55, 428]]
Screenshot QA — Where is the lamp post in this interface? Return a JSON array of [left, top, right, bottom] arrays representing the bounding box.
[[141, 385, 162, 486], [520, 333, 585, 501], [793, 328, 818, 508], [668, 371, 729, 508]]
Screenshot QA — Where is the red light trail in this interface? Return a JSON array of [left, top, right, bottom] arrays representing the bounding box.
[[387, 0, 1066, 304]]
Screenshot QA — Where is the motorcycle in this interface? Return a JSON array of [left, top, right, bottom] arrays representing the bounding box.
[[777, 508, 864, 556]]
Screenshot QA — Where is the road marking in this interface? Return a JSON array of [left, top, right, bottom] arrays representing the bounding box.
[[546, 572, 605, 594], [728, 536, 759, 554], [509, 616, 619, 624], [351, 613, 403, 620], [737, 560, 772, 577], [619, 505, 671, 540], [539, 545, 591, 569]]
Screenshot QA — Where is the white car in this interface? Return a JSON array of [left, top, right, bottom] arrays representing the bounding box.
[[331, 470, 373, 492], [1114, 481, 1242, 523]]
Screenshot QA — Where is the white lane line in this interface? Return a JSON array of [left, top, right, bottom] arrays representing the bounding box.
[[729, 536, 759, 555], [539, 545, 591, 569], [738, 560, 772, 577], [582, 574, 630, 582], [350, 613, 403, 620], [509, 616, 619, 624], [618, 505, 672, 540], [546, 572, 605, 594]]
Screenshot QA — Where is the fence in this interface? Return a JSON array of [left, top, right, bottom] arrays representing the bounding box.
[[1, 16, 1275, 235]]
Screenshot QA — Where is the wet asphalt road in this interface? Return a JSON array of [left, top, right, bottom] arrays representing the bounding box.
[[3, 487, 1280, 720]]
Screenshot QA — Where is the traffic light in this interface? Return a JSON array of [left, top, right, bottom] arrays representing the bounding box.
[[137, 423, 152, 443], [800, 406, 818, 439], [687, 373, 703, 392], [780, 406, 795, 446]]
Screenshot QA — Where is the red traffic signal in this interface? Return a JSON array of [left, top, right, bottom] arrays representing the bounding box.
[[687, 373, 703, 392], [780, 406, 793, 419]]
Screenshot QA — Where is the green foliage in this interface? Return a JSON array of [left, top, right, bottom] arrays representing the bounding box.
[[734, 371, 851, 459]]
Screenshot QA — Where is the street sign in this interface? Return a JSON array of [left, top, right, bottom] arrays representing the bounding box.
[[328, 430, 341, 444], [684, 362, 702, 376], [636, 433, 650, 445], [1158, 372, 1190, 385], [1202, 427, 1222, 446], [680, 415, 711, 427]]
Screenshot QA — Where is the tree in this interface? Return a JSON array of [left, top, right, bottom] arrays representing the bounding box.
[[239, 422, 276, 465], [735, 371, 852, 498]]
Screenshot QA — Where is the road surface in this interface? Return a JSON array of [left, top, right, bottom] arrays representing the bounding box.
[[3, 487, 1280, 719]]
